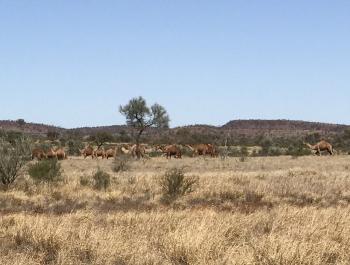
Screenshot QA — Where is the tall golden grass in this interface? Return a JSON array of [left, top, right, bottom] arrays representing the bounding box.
[[1, 155, 350, 264]]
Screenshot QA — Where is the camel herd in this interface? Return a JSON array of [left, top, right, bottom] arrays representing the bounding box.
[[32, 147, 67, 160], [78, 143, 219, 160], [31, 143, 219, 161], [31, 140, 336, 161]]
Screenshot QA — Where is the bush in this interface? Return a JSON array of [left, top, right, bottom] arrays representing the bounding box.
[[93, 168, 111, 191], [0, 130, 25, 145], [159, 168, 198, 200], [0, 136, 32, 188], [28, 159, 62, 184], [239, 146, 249, 162], [80, 175, 91, 187], [227, 146, 241, 157], [67, 140, 84, 156], [112, 155, 130, 172], [286, 145, 312, 157], [239, 156, 247, 162], [258, 145, 283, 156]]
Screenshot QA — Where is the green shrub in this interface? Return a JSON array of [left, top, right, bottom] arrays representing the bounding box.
[[258, 145, 283, 156], [67, 140, 84, 156], [0, 136, 32, 188], [28, 159, 62, 184], [93, 168, 111, 191], [227, 146, 241, 157], [0, 130, 24, 145], [159, 168, 198, 200], [80, 175, 91, 187], [286, 145, 312, 157], [239, 146, 249, 162], [239, 156, 247, 162], [180, 146, 194, 157], [147, 151, 162, 158]]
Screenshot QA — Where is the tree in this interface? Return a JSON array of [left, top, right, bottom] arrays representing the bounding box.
[[47, 131, 60, 141], [119, 96, 169, 158], [16, 119, 26, 127], [89, 132, 114, 148]]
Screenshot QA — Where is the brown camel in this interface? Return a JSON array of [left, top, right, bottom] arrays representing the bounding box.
[[94, 148, 106, 159], [305, 140, 334, 156], [206, 144, 218, 157], [157, 144, 182, 159], [46, 148, 57, 159], [31, 148, 47, 160], [81, 146, 94, 159], [130, 144, 146, 158], [120, 145, 131, 155], [105, 148, 117, 159], [186, 144, 217, 157], [55, 148, 67, 160]]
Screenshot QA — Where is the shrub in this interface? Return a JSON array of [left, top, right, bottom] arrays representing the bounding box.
[[286, 145, 312, 157], [239, 156, 247, 162], [0, 136, 32, 189], [258, 145, 283, 156], [244, 190, 264, 203], [240, 146, 249, 156], [93, 168, 111, 191], [228, 146, 241, 157], [180, 146, 194, 157], [159, 168, 198, 200], [67, 140, 84, 156], [80, 175, 91, 187], [113, 154, 130, 172], [239, 146, 249, 162], [147, 151, 162, 158], [28, 159, 62, 184]]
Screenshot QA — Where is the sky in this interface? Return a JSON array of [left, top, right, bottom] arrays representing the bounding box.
[[0, 1, 349, 128]]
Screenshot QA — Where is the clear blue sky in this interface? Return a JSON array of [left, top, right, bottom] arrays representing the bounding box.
[[0, 1, 349, 128]]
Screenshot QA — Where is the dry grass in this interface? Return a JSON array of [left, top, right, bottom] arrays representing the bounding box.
[[1, 155, 350, 264]]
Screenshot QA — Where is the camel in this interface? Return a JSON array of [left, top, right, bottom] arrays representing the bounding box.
[[94, 148, 106, 159], [117, 144, 146, 159], [305, 140, 334, 156], [206, 144, 218, 157], [120, 145, 131, 155], [186, 144, 217, 157], [55, 148, 67, 160], [31, 148, 47, 160], [105, 148, 117, 159], [130, 144, 146, 158], [46, 148, 58, 159], [157, 144, 182, 159], [81, 146, 95, 159]]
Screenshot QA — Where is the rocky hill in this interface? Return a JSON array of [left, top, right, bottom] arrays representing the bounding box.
[[0, 119, 349, 139], [0, 120, 65, 136]]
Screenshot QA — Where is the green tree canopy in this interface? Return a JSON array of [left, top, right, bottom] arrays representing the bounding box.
[[119, 96, 170, 157]]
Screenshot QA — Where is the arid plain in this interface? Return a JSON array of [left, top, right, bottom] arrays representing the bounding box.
[[1, 155, 350, 264]]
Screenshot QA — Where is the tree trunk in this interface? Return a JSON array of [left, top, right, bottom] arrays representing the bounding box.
[[135, 128, 144, 159]]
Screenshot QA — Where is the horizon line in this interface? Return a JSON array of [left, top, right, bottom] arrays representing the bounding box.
[[1, 118, 349, 130]]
